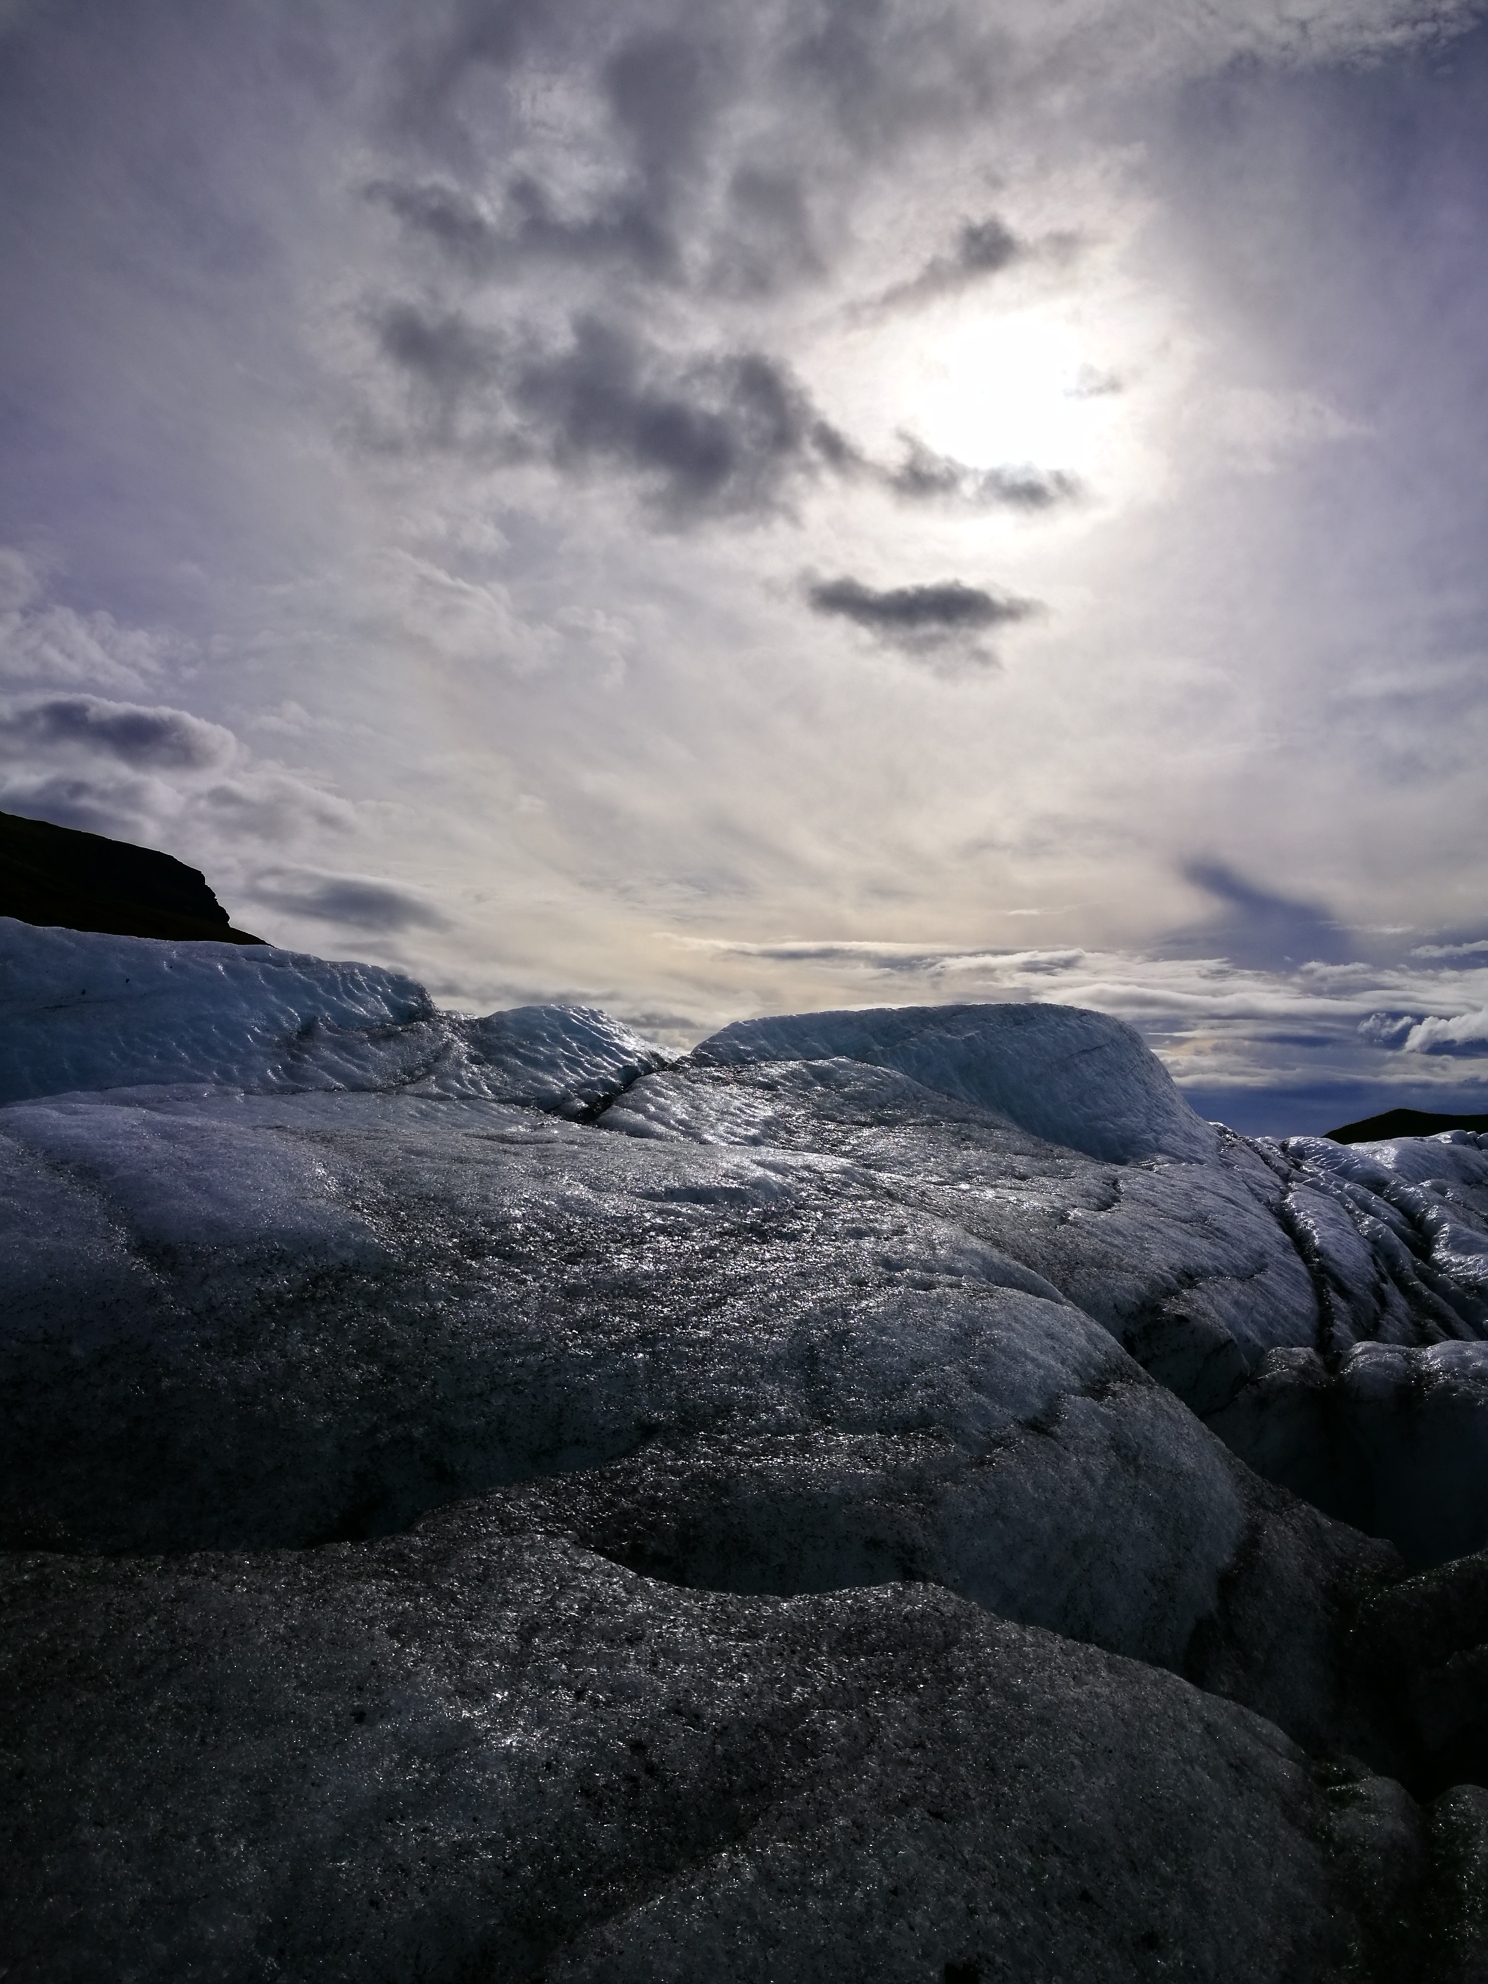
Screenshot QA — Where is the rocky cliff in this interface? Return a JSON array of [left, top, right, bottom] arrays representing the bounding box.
[[0, 806, 263, 944]]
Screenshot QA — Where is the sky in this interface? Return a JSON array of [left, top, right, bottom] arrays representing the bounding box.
[[2, 0, 1487, 1133]]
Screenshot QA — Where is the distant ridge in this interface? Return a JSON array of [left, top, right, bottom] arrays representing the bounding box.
[[1325, 1105, 1488, 1144], [0, 808, 264, 945]]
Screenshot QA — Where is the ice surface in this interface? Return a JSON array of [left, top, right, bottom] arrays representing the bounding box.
[[1259, 1129, 1488, 1346], [0, 915, 668, 1111], [5, 924, 1488, 1978], [604, 1056, 1319, 1378], [1, 1079, 1262, 1679], [0, 915, 429, 1099], [1210, 1337, 1488, 1566], [693, 1001, 1220, 1162], [0, 1513, 1460, 1984]]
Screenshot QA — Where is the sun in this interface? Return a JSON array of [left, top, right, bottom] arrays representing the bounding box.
[[907, 310, 1118, 476]]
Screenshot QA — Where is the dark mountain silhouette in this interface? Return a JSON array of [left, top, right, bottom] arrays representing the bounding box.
[[0, 807, 263, 944], [1326, 1105, 1488, 1143]]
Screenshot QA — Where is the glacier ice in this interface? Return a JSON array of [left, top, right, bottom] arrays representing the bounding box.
[[0, 916, 668, 1111], [2, 1514, 1463, 1984], [3, 917, 1488, 1980], [692, 1000, 1220, 1161]]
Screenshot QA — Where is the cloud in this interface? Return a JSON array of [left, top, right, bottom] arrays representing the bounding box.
[[6, 0, 1488, 1108], [0, 761, 358, 854], [373, 303, 506, 449], [367, 180, 506, 274], [0, 546, 41, 612], [248, 868, 449, 933], [650, 925, 1488, 1130], [1168, 861, 1353, 972], [368, 174, 673, 282], [603, 27, 720, 193], [1213, 386, 1368, 472], [806, 575, 1039, 669], [712, 166, 820, 296], [1, 694, 236, 772], [0, 771, 169, 840], [1358, 1012, 1418, 1048], [884, 438, 1081, 510], [516, 320, 830, 518], [1399, 1008, 1488, 1055], [0, 564, 359, 867], [1411, 938, 1488, 959], [863, 214, 1024, 315], [0, 552, 171, 694], [196, 774, 358, 844], [388, 0, 553, 139], [377, 304, 847, 520]]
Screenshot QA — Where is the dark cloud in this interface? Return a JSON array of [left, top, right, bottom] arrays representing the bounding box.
[[807, 575, 1039, 671], [957, 216, 1020, 274], [373, 305, 1080, 514], [389, 0, 553, 139], [603, 29, 718, 189], [809, 576, 1029, 633], [711, 166, 821, 296], [1358, 1012, 1417, 1048], [0, 773, 150, 840], [367, 179, 502, 273], [377, 301, 846, 519], [516, 320, 830, 517], [386, 21, 720, 285], [886, 438, 1081, 510], [2, 695, 234, 771], [1171, 861, 1353, 971], [368, 174, 674, 281], [864, 215, 1023, 315], [363, 18, 1069, 520], [505, 175, 673, 274], [374, 302, 504, 447], [781, 0, 1000, 154], [381, 4, 1012, 307], [252, 872, 448, 933], [197, 775, 357, 844]]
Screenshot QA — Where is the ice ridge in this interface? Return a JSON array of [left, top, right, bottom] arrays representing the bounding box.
[[691, 1000, 1219, 1162]]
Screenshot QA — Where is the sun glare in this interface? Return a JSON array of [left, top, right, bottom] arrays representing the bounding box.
[[908, 312, 1118, 475]]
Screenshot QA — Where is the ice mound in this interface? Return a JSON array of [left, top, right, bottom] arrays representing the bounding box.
[[0, 917, 430, 1101], [604, 1053, 1319, 1377], [0, 918, 668, 1112], [692, 1001, 1219, 1163]]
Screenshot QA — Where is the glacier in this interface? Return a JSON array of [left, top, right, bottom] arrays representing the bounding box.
[[3, 914, 1488, 1981]]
